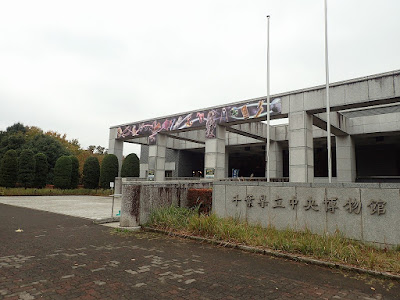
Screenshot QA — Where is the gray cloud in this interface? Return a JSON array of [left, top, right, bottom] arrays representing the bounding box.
[[1, 0, 399, 157]]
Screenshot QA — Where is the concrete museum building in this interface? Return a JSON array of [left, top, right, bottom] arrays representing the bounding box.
[[109, 69, 400, 247], [109, 69, 400, 184]]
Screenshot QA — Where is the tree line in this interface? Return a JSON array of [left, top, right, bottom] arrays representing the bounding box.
[[0, 123, 139, 189]]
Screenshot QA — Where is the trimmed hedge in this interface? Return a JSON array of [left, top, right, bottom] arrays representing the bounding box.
[[0, 149, 18, 188], [83, 156, 100, 189], [34, 153, 48, 188], [99, 154, 119, 189], [34, 153, 49, 189], [18, 149, 35, 188], [121, 153, 140, 177], [54, 155, 72, 189], [69, 156, 79, 189]]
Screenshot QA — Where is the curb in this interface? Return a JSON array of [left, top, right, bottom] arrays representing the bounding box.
[[93, 217, 120, 224], [142, 226, 400, 281]]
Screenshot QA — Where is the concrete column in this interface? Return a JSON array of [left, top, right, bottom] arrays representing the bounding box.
[[266, 141, 283, 178], [288, 111, 314, 182], [336, 135, 356, 182], [205, 125, 226, 179], [108, 127, 124, 176], [225, 148, 229, 178], [148, 134, 167, 181]]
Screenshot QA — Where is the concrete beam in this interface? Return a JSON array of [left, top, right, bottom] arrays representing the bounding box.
[[306, 96, 400, 115], [162, 132, 205, 145], [312, 115, 348, 136], [224, 125, 267, 142]]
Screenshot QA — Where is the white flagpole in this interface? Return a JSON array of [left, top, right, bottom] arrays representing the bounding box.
[[266, 15, 271, 182], [324, 0, 332, 183]]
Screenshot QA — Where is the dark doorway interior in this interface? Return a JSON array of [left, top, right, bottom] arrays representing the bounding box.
[[283, 149, 289, 177], [355, 135, 400, 182], [177, 150, 204, 177], [314, 148, 337, 177], [229, 145, 266, 177], [313, 138, 337, 177]]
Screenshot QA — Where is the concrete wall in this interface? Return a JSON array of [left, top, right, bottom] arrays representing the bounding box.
[[120, 178, 400, 246], [120, 180, 212, 227], [281, 70, 400, 115], [213, 181, 400, 246], [348, 112, 400, 135]]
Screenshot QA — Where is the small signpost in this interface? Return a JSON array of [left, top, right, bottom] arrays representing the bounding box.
[[148, 170, 155, 181], [205, 168, 215, 179]]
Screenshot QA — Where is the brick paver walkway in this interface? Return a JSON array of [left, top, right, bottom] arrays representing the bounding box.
[[0, 203, 399, 299]]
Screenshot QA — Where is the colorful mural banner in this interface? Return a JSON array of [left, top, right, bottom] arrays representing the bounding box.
[[116, 97, 282, 145]]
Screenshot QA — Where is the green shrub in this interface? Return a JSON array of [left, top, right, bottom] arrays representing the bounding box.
[[54, 155, 72, 189], [18, 149, 35, 188], [83, 156, 100, 189], [25, 134, 70, 183], [69, 155, 79, 189], [121, 153, 140, 177], [34, 153, 48, 188], [0, 149, 18, 187], [99, 154, 119, 189]]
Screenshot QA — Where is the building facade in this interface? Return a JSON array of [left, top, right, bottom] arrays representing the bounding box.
[[109, 70, 400, 183]]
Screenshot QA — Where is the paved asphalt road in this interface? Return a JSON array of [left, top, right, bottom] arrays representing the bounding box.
[[0, 202, 399, 299]]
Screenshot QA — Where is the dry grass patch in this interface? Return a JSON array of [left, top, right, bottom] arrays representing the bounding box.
[[146, 206, 400, 275]]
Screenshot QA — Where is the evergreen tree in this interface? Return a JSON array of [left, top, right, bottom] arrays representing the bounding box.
[[69, 156, 79, 189], [25, 134, 70, 183], [121, 153, 140, 177], [6, 122, 27, 134], [54, 156, 72, 189], [34, 153, 48, 188], [99, 154, 118, 189], [18, 149, 35, 188], [0, 132, 26, 160], [83, 156, 100, 189], [0, 150, 18, 187]]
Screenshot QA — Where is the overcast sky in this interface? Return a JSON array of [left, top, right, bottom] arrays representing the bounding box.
[[1, 0, 399, 156]]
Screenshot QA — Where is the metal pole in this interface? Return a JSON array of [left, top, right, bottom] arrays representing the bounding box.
[[111, 194, 115, 218], [324, 0, 332, 183], [266, 15, 271, 182], [111, 185, 114, 218]]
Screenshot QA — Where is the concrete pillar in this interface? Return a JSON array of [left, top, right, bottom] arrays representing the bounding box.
[[148, 134, 167, 181], [266, 141, 283, 178], [114, 177, 122, 194], [288, 111, 314, 182], [108, 127, 124, 176], [336, 135, 356, 182], [205, 125, 226, 179], [225, 147, 229, 178]]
